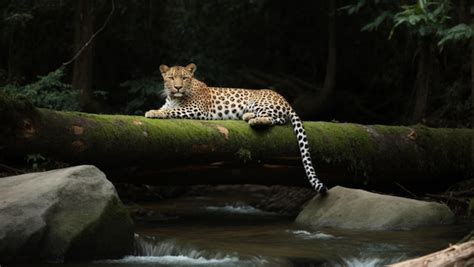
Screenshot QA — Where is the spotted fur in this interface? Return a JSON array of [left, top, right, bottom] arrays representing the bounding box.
[[145, 63, 327, 193]]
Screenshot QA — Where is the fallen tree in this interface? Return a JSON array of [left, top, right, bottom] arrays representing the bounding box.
[[389, 241, 474, 267], [0, 94, 472, 189]]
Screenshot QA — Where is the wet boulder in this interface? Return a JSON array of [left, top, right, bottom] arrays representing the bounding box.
[[295, 186, 454, 230], [0, 165, 134, 263]]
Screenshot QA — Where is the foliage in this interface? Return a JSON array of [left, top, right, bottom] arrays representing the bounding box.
[[0, 67, 79, 111], [344, 0, 472, 46], [236, 148, 252, 163], [0, 0, 470, 126], [389, 0, 451, 38], [360, 11, 393, 32], [25, 153, 46, 170], [342, 0, 471, 126], [120, 77, 164, 115], [438, 23, 474, 47], [3, 12, 33, 27]]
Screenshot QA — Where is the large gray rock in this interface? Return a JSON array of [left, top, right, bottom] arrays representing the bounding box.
[[295, 186, 454, 230], [0, 165, 134, 263]]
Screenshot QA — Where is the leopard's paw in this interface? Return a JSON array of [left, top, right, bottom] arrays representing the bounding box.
[[248, 116, 272, 127], [242, 112, 256, 122], [145, 110, 167, 119]]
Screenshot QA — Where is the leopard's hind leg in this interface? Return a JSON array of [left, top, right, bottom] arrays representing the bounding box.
[[248, 116, 272, 126], [247, 108, 287, 127], [242, 112, 256, 122]]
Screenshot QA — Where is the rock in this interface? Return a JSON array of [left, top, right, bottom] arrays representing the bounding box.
[[252, 185, 315, 216], [0, 165, 134, 263], [295, 186, 454, 230]]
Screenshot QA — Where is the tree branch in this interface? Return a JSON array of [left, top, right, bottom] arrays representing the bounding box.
[[62, 0, 115, 66]]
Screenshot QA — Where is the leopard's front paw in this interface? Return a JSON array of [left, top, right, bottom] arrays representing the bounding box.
[[145, 110, 167, 119]]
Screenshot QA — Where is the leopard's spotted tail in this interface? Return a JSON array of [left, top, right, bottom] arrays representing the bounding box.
[[289, 111, 327, 194]]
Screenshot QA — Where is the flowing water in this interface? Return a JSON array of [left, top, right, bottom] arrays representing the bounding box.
[[14, 188, 473, 267], [99, 189, 470, 267]]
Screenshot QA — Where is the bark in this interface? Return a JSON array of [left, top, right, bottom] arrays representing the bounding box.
[[72, 0, 96, 112], [321, 0, 336, 101], [412, 40, 433, 123], [389, 241, 474, 267], [7, 28, 23, 83], [458, 0, 469, 24], [0, 96, 472, 189]]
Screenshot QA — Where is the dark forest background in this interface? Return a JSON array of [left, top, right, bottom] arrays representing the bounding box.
[[0, 0, 472, 127]]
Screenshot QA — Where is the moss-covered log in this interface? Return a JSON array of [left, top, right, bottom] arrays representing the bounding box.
[[0, 95, 472, 189]]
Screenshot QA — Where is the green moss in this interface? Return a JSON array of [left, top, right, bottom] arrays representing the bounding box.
[[236, 148, 252, 163], [303, 122, 379, 184], [7, 106, 472, 189], [0, 91, 37, 135]]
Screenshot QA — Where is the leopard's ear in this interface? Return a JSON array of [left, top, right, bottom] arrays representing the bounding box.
[[185, 63, 197, 75], [159, 65, 170, 75]]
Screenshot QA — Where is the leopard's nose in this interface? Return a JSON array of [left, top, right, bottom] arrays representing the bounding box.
[[175, 85, 182, 90]]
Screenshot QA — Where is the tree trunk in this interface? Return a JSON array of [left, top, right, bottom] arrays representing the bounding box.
[[321, 0, 336, 101], [412, 40, 433, 123], [7, 29, 23, 83], [389, 241, 474, 267], [458, 0, 469, 24], [292, 0, 337, 117], [1, 96, 471, 189], [72, 0, 96, 112], [471, 6, 474, 182]]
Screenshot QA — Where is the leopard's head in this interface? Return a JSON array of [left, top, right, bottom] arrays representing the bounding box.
[[159, 63, 197, 99]]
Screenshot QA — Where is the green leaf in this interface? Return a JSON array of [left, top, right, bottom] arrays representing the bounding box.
[[361, 11, 391, 32], [438, 23, 474, 47]]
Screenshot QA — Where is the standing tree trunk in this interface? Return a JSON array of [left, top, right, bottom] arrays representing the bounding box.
[[321, 0, 337, 103], [72, 0, 96, 112], [7, 28, 23, 83], [458, 0, 469, 24], [412, 40, 433, 123]]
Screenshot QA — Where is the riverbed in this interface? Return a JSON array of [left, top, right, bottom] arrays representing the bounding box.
[[16, 186, 473, 267]]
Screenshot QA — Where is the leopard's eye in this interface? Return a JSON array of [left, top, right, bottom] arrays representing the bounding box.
[[168, 76, 174, 80]]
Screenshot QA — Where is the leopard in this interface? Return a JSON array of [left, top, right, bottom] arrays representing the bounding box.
[[145, 63, 327, 193]]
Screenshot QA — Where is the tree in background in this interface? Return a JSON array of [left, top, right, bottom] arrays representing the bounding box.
[[322, 0, 337, 107], [0, 0, 470, 126], [1, 1, 33, 83], [71, 0, 95, 112], [68, 0, 114, 112], [344, 0, 473, 123]]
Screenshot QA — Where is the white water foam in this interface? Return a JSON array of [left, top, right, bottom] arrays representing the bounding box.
[[204, 204, 276, 215], [338, 256, 407, 267], [288, 230, 337, 240], [340, 257, 385, 267], [99, 234, 271, 266], [98, 255, 240, 265]]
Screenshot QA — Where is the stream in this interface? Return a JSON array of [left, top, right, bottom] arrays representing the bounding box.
[[17, 187, 473, 267]]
